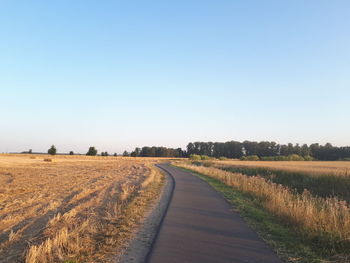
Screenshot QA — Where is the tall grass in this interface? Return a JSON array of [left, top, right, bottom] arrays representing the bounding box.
[[175, 162, 350, 251], [210, 164, 350, 202]]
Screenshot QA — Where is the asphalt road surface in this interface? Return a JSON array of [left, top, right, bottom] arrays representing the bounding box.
[[147, 163, 282, 263]]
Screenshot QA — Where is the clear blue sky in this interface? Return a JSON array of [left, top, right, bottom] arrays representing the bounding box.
[[1, 0, 349, 153]]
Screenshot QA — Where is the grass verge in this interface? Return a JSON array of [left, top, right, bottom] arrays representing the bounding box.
[[175, 165, 348, 263]]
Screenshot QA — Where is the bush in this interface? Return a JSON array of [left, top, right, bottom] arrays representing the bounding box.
[[288, 154, 305, 161], [260, 155, 305, 161], [44, 158, 52, 162], [303, 155, 314, 161], [69, 151, 74, 155], [241, 155, 260, 161], [86, 147, 98, 156], [48, 145, 57, 155], [189, 154, 201, 161], [218, 156, 227, 160], [200, 155, 211, 160]]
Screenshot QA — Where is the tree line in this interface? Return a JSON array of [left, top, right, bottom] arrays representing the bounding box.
[[186, 141, 350, 161], [21, 141, 350, 161], [22, 146, 113, 156], [129, 146, 185, 157]]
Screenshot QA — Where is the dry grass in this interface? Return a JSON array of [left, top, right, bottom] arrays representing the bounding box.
[[212, 159, 350, 176], [174, 162, 350, 251], [206, 159, 350, 202], [0, 154, 164, 262]]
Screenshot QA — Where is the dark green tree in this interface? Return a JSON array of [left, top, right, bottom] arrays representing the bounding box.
[[69, 151, 74, 155], [86, 146, 98, 156], [48, 145, 57, 155]]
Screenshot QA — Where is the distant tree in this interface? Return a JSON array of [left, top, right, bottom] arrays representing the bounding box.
[[187, 143, 195, 155], [114, 153, 117, 156], [300, 144, 310, 157], [123, 150, 129, 156], [242, 141, 259, 156], [48, 145, 57, 155], [28, 149, 32, 154], [104, 152, 109, 156], [176, 148, 185, 157], [130, 147, 141, 157], [69, 151, 74, 155], [189, 154, 201, 160], [86, 146, 98, 156]]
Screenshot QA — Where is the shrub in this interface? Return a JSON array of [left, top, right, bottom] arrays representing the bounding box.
[[200, 155, 211, 160], [48, 145, 57, 155], [288, 154, 305, 161], [241, 155, 260, 161], [219, 156, 227, 160], [44, 158, 52, 162], [69, 151, 74, 155], [86, 147, 97, 156], [303, 155, 314, 161], [189, 154, 201, 161], [260, 155, 305, 161]]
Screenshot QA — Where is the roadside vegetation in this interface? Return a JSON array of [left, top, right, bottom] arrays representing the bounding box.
[[202, 161, 350, 202], [0, 154, 164, 262], [173, 160, 350, 262]]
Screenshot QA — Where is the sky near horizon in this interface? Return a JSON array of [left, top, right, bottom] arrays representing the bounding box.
[[1, 0, 349, 153]]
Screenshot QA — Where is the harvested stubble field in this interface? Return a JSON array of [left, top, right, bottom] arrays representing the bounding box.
[[0, 154, 164, 263]]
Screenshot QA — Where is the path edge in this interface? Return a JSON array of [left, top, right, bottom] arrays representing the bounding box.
[[119, 163, 175, 263]]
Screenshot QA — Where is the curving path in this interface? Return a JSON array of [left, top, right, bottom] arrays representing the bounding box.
[[147, 163, 282, 263]]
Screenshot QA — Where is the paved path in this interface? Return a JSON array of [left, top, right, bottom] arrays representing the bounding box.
[[147, 163, 282, 263]]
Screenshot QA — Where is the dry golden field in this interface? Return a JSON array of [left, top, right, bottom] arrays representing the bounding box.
[[213, 159, 350, 176], [0, 154, 164, 263]]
